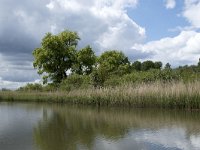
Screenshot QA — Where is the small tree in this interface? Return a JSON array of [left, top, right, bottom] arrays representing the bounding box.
[[141, 60, 155, 71], [131, 61, 141, 71], [198, 58, 200, 67], [98, 50, 130, 73], [72, 45, 96, 75], [154, 61, 162, 70], [91, 50, 130, 87], [164, 63, 171, 70]]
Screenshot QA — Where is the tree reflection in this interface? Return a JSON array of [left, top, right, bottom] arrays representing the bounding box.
[[33, 105, 200, 150], [34, 107, 128, 150]]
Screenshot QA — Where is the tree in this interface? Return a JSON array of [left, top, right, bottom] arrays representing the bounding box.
[[198, 58, 200, 67], [33, 30, 80, 84], [98, 50, 130, 73], [131, 61, 141, 71], [17, 83, 43, 92], [90, 50, 130, 87], [72, 45, 96, 75], [141, 60, 155, 71], [164, 63, 171, 70], [154, 61, 162, 70]]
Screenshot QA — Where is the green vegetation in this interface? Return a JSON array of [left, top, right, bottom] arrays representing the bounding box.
[[1, 81, 200, 109], [33, 30, 80, 84], [1, 29, 200, 109]]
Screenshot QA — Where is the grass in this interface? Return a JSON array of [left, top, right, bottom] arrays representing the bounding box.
[[0, 81, 200, 109]]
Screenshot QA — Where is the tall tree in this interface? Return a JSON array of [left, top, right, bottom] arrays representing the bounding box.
[[33, 30, 80, 84]]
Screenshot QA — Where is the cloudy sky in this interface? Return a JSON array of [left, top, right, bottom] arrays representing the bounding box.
[[0, 0, 200, 89]]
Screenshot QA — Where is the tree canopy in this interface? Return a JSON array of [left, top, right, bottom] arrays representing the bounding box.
[[33, 30, 80, 83], [72, 45, 96, 75], [97, 50, 130, 73]]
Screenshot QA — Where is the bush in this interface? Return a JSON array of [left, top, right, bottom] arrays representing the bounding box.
[[43, 83, 59, 92], [17, 83, 43, 92], [104, 75, 123, 87], [59, 74, 91, 91]]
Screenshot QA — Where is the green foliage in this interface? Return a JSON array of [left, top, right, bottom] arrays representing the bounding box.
[[72, 45, 96, 75], [89, 50, 130, 88], [59, 74, 90, 91], [104, 75, 123, 87], [98, 50, 130, 73], [131, 61, 141, 71], [103, 69, 181, 87], [33, 30, 80, 84], [165, 63, 171, 69], [121, 70, 158, 84], [43, 83, 59, 92], [159, 69, 180, 82], [114, 64, 131, 76], [154, 61, 162, 69], [90, 67, 107, 88], [141, 60, 155, 71], [18, 83, 43, 92], [176, 65, 200, 82], [140, 60, 162, 71], [198, 58, 200, 67]]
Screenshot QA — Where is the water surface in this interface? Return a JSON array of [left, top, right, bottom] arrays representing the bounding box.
[[0, 102, 200, 150]]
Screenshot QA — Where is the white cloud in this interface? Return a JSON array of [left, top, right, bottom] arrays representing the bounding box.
[[165, 0, 176, 9], [190, 135, 200, 149], [183, 0, 200, 28], [93, 127, 200, 150], [45, 0, 145, 53], [135, 127, 198, 150], [132, 30, 200, 66]]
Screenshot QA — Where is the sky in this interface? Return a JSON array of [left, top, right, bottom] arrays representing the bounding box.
[[0, 0, 200, 89]]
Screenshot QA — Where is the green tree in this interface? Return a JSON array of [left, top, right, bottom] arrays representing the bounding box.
[[131, 61, 141, 71], [154, 61, 162, 70], [72, 45, 96, 75], [165, 63, 171, 70], [198, 58, 200, 67], [17, 83, 43, 92], [141, 60, 155, 71], [91, 50, 130, 87], [33, 30, 80, 84], [98, 50, 130, 73]]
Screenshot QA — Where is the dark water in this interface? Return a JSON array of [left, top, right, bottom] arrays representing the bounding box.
[[0, 103, 200, 150]]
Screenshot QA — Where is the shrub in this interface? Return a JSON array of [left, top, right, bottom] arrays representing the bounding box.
[[17, 83, 43, 92], [59, 74, 91, 91]]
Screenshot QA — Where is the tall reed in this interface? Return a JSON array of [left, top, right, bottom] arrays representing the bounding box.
[[0, 81, 200, 109]]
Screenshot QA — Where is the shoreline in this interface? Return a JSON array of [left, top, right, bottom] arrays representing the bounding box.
[[0, 81, 200, 109]]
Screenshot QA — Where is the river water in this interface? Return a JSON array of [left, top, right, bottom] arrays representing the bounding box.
[[0, 102, 200, 150]]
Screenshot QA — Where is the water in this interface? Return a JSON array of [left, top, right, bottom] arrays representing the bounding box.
[[0, 103, 200, 150]]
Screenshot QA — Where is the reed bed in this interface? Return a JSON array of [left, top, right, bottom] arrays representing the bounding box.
[[0, 81, 200, 109]]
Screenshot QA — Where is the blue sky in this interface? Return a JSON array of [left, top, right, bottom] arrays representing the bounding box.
[[128, 0, 188, 41], [0, 0, 200, 89]]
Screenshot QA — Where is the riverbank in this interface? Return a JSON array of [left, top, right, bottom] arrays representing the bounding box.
[[0, 81, 200, 109]]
